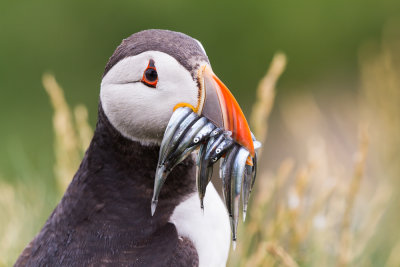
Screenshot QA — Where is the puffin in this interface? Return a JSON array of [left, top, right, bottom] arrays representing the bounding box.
[[15, 29, 255, 267]]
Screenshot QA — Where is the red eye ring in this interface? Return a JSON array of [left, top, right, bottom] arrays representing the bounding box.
[[141, 59, 158, 88]]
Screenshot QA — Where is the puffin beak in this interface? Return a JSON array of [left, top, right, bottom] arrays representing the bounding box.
[[197, 66, 255, 157], [152, 65, 258, 218]]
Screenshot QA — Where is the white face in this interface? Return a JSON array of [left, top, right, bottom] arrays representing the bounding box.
[[101, 51, 205, 145]]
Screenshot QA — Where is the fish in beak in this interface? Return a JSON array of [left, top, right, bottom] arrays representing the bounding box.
[[151, 65, 260, 245]]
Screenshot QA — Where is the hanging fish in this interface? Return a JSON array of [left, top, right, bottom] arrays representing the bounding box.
[[151, 107, 262, 246]]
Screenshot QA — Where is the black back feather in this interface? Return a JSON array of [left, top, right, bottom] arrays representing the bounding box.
[[15, 106, 199, 266]]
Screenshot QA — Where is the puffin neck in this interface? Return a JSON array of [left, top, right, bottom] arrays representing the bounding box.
[[94, 104, 161, 168], [57, 104, 196, 232]]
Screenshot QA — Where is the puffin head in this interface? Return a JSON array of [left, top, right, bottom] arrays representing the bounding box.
[[101, 29, 254, 156]]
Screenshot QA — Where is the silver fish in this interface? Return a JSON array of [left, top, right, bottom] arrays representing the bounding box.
[[164, 117, 208, 170], [221, 145, 239, 243], [249, 132, 260, 193], [168, 121, 216, 172], [250, 152, 258, 193], [158, 107, 192, 164], [151, 165, 167, 216], [151, 110, 199, 215], [253, 140, 262, 151], [219, 157, 225, 179], [208, 135, 234, 164], [160, 112, 199, 165], [218, 131, 234, 179], [196, 143, 209, 209], [242, 164, 253, 222], [209, 127, 223, 138], [151, 108, 262, 249], [188, 122, 215, 148], [204, 133, 225, 164], [231, 146, 250, 243], [196, 133, 225, 208], [241, 134, 259, 222], [250, 131, 262, 152]]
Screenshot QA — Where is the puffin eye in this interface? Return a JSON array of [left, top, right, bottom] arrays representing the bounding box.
[[141, 59, 158, 88]]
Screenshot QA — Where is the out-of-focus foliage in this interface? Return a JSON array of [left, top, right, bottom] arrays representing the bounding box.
[[229, 20, 400, 266], [0, 74, 91, 266], [1, 1, 400, 266], [1, 0, 399, 174]]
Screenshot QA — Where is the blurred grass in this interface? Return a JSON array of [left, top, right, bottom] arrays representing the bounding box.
[[0, 75, 93, 266], [42, 73, 92, 192], [1, 23, 400, 266], [2, 0, 399, 172], [228, 21, 399, 266]]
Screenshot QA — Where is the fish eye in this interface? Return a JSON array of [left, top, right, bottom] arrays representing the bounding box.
[[213, 130, 218, 135], [141, 59, 158, 88], [194, 137, 200, 143], [212, 157, 218, 162], [216, 148, 221, 154]]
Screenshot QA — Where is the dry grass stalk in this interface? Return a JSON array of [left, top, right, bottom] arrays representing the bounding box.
[[231, 35, 396, 266], [266, 242, 299, 267], [244, 242, 270, 267], [337, 126, 369, 266], [359, 37, 400, 181], [288, 165, 313, 252], [228, 52, 288, 266], [74, 104, 93, 153], [43, 74, 93, 192], [353, 184, 391, 260], [0, 182, 18, 266], [250, 52, 287, 149], [0, 178, 52, 267], [43, 73, 81, 192]]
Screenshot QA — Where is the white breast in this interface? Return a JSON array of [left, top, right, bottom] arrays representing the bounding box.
[[169, 183, 230, 267]]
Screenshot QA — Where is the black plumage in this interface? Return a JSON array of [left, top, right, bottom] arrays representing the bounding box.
[[15, 30, 215, 267], [15, 106, 199, 266]]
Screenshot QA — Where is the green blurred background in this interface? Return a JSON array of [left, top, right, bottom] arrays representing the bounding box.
[[1, 0, 399, 177], [1, 0, 400, 266]]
